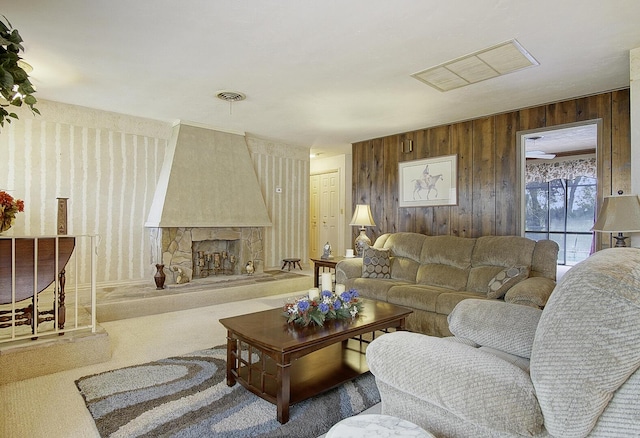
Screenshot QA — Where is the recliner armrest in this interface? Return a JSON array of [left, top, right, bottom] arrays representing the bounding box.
[[366, 331, 544, 436], [504, 276, 556, 308], [447, 299, 542, 358]]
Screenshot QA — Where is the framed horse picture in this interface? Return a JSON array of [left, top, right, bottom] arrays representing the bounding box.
[[398, 154, 458, 207]]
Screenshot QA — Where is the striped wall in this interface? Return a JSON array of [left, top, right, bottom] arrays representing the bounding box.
[[246, 137, 310, 268], [0, 101, 170, 285], [1, 100, 310, 286]]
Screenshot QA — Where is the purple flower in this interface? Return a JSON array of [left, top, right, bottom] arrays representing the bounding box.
[[297, 300, 310, 312], [349, 289, 359, 298], [333, 299, 342, 310], [340, 291, 351, 302], [319, 303, 330, 313], [321, 290, 333, 298]]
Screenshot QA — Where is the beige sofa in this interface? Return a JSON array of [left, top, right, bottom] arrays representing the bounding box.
[[336, 232, 559, 336], [366, 247, 640, 437]]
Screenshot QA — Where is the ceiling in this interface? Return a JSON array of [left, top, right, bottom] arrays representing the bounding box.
[[3, 1, 640, 157], [524, 124, 598, 158]]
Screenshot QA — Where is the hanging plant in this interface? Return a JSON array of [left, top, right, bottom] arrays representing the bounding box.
[[0, 15, 39, 129]]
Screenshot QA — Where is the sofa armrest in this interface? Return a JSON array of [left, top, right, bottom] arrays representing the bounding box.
[[335, 258, 363, 284], [447, 299, 542, 358], [504, 276, 556, 308], [366, 331, 544, 436]]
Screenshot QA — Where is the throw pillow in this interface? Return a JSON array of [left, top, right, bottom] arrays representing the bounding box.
[[361, 246, 391, 279], [487, 265, 529, 299]]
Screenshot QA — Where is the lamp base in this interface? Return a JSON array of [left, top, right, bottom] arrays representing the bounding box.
[[354, 228, 371, 257], [613, 233, 628, 247]]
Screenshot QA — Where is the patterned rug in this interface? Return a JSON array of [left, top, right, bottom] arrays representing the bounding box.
[[75, 345, 380, 438]]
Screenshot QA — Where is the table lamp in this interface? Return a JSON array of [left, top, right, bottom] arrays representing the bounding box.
[[592, 192, 640, 247], [349, 204, 376, 256]]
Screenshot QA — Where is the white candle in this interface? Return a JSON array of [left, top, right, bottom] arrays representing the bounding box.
[[335, 283, 346, 294], [308, 288, 320, 301], [345, 249, 354, 257], [321, 272, 332, 292]]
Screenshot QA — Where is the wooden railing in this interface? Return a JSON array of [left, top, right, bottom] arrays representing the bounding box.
[[0, 235, 98, 343]]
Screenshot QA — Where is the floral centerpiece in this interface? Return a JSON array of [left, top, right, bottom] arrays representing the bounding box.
[[283, 288, 363, 327], [0, 190, 24, 232]]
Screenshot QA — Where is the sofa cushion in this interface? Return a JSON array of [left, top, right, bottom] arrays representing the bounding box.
[[362, 246, 391, 278], [416, 264, 468, 291], [380, 233, 425, 282], [346, 278, 408, 302], [435, 291, 488, 315], [415, 236, 475, 291], [418, 235, 476, 269], [487, 265, 529, 299], [389, 256, 420, 283], [467, 236, 535, 294], [380, 232, 426, 260], [387, 284, 450, 313]]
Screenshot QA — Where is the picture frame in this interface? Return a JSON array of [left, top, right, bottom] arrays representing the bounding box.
[[398, 154, 458, 207]]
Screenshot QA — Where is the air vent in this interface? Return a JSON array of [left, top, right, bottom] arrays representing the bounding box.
[[411, 40, 539, 92], [216, 91, 246, 102]]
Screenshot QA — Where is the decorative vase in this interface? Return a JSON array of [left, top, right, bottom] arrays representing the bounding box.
[[154, 264, 166, 289], [0, 216, 13, 233]]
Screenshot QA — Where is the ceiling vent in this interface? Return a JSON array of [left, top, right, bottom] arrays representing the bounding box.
[[216, 91, 246, 102], [411, 39, 539, 92]]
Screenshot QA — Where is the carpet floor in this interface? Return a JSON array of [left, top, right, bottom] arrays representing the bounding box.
[[76, 344, 380, 438]]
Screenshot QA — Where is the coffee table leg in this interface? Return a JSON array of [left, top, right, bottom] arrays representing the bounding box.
[[276, 360, 291, 423], [226, 333, 237, 387]]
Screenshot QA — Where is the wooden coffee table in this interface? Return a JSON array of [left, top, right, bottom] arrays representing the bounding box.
[[219, 298, 412, 423]]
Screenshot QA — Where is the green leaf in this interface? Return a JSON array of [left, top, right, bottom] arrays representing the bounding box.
[[0, 67, 12, 89], [310, 313, 324, 326]]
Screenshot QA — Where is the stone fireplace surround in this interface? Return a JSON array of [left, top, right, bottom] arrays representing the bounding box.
[[151, 227, 264, 285]]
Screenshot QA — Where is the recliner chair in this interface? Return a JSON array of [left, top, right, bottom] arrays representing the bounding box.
[[366, 247, 640, 437]]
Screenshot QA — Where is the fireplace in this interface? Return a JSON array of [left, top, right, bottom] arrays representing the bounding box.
[[150, 227, 264, 284]]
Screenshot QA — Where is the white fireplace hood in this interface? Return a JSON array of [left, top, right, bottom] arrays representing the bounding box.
[[145, 123, 271, 228]]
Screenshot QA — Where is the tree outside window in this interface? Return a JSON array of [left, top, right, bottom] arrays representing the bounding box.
[[525, 176, 596, 265]]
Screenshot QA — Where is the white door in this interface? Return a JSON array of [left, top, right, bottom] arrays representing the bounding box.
[[309, 175, 320, 258], [319, 171, 340, 257], [310, 171, 340, 259]]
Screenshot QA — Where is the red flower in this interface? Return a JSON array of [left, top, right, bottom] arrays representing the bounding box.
[[0, 190, 25, 232], [0, 191, 14, 208]]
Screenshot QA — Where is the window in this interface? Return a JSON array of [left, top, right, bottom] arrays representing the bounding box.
[[525, 176, 596, 265]]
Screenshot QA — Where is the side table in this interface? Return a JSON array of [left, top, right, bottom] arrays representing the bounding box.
[[310, 256, 344, 289]]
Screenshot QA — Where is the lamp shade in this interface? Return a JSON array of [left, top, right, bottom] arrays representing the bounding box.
[[592, 195, 640, 232], [349, 204, 376, 227]]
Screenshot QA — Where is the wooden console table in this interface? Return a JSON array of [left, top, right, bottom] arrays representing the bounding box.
[[310, 256, 344, 289]]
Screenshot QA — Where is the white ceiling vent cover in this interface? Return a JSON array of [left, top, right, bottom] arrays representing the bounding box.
[[412, 39, 539, 92]]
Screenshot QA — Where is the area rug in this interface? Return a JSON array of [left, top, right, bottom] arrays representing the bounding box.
[[75, 345, 380, 438]]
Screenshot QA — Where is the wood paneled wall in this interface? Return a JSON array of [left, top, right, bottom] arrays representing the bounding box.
[[352, 89, 631, 246]]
